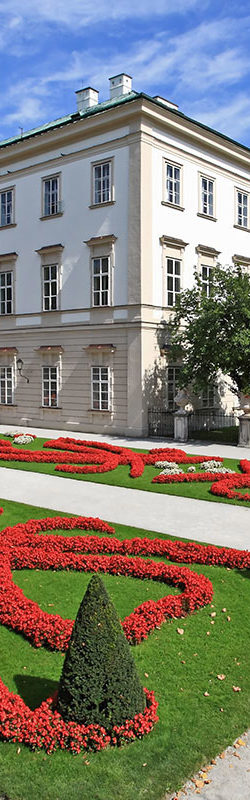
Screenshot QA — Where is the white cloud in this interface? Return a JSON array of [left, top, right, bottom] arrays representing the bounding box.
[[0, 0, 204, 28], [192, 94, 250, 140], [0, 9, 250, 145]]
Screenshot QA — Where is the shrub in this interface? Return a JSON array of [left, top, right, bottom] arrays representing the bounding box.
[[56, 575, 145, 727]]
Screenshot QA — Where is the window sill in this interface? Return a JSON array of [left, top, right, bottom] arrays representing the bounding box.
[[42, 308, 60, 313], [0, 223, 17, 230], [0, 403, 17, 407], [233, 224, 250, 233], [40, 213, 63, 220], [88, 408, 112, 413], [92, 304, 112, 309], [161, 201, 185, 211], [197, 213, 217, 222], [89, 201, 115, 210], [40, 405, 62, 410]]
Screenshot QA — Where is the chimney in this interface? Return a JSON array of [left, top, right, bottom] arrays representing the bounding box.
[[75, 87, 99, 112], [109, 74, 132, 100]]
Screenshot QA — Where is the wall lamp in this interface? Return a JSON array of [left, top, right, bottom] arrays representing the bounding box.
[[16, 358, 29, 383]]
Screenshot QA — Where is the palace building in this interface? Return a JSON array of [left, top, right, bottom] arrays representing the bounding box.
[[0, 74, 249, 435]]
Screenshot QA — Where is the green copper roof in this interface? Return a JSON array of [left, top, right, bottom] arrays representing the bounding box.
[[0, 91, 140, 149], [0, 89, 249, 157]]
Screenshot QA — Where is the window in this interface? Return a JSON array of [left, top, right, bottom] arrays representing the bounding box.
[[0, 189, 13, 226], [166, 258, 181, 306], [236, 190, 249, 228], [86, 234, 116, 307], [92, 257, 110, 306], [165, 162, 181, 205], [91, 366, 110, 410], [93, 162, 111, 205], [166, 366, 180, 411], [0, 366, 13, 405], [201, 264, 213, 297], [201, 385, 215, 407], [42, 265, 58, 311], [42, 176, 60, 216], [200, 176, 214, 216], [42, 366, 58, 407], [0, 271, 13, 314]]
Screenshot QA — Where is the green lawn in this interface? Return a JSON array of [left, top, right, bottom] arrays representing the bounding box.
[[0, 498, 250, 800], [0, 436, 249, 507], [190, 426, 238, 444]]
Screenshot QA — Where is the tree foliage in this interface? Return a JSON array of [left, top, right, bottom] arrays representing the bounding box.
[[56, 574, 145, 727], [167, 264, 250, 395]]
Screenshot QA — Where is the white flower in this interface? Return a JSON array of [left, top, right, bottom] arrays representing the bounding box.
[[14, 435, 34, 445], [200, 460, 222, 470], [155, 461, 178, 469]]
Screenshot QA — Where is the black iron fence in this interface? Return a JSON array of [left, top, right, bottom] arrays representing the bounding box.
[[148, 408, 174, 438], [148, 407, 238, 439], [188, 408, 238, 436]]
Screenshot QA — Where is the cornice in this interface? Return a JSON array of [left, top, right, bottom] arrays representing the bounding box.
[[0, 130, 142, 182], [84, 235, 117, 247], [1, 91, 250, 177], [196, 244, 221, 256]]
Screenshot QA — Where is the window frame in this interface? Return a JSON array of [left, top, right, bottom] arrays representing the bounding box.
[[91, 158, 114, 207], [201, 384, 215, 408], [42, 263, 59, 312], [0, 365, 13, 405], [92, 255, 111, 307], [198, 173, 216, 220], [162, 158, 183, 209], [166, 366, 180, 411], [0, 270, 13, 315], [91, 365, 111, 411], [166, 257, 181, 307], [41, 174, 62, 218], [201, 263, 213, 298], [42, 365, 59, 408], [0, 187, 15, 228], [235, 187, 249, 230]]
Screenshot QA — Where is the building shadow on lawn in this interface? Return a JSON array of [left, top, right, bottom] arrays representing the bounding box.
[[14, 674, 58, 710]]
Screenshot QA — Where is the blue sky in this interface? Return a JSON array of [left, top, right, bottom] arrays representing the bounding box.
[[0, 0, 250, 146]]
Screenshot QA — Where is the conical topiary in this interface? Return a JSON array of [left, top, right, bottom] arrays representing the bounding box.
[[56, 574, 145, 727]]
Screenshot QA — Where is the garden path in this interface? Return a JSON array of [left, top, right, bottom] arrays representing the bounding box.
[[0, 464, 249, 548]]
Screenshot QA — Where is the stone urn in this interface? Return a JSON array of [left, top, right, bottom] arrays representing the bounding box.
[[239, 393, 250, 416], [174, 388, 191, 413]]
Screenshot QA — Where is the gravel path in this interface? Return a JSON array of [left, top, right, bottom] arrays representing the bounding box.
[[167, 730, 250, 799]]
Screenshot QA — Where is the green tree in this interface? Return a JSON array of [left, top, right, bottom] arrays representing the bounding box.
[[56, 574, 145, 727], [167, 263, 250, 396]]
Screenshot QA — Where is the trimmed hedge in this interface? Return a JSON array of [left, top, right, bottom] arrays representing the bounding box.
[[56, 575, 145, 727]]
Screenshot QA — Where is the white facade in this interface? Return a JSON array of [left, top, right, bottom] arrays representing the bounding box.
[[0, 78, 249, 435]]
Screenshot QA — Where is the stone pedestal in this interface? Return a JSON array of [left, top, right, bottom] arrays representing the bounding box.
[[238, 415, 250, 447], [174, 411, 188, 442]]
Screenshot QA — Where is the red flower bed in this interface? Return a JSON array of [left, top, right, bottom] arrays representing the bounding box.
[[144, 448, 223, 465], [152, 471, 226, 484], [0, 437, 226, 482], [0, 681, 158, 754], [211, 474, 250, 501], [0, 517, 213, 648], [1, 513, 250, 754], [1, 436, 249, 502]]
